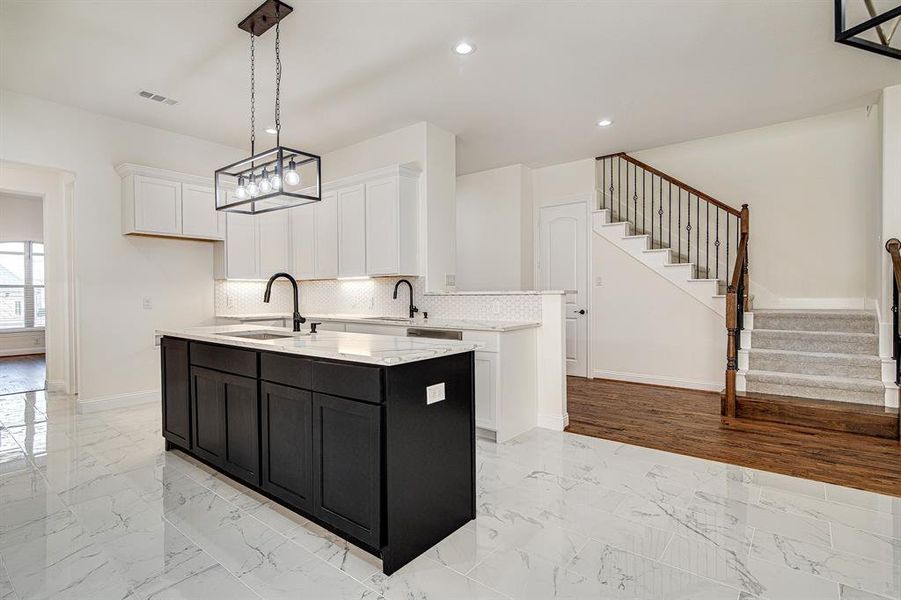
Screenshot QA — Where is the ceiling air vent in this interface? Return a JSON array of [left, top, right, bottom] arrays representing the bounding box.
[[137, 90, 179, 106]]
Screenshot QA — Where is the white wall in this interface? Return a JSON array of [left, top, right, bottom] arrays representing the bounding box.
[[0, 90, 244, 406], [320, 121, 457, 293], [456, 164, 533, 291], [0, 192, 43, 242], [632, 106, 882, 309], [591, 232, 725, 389], [879, 85, 901, 361], [531, 158, 597, 208]]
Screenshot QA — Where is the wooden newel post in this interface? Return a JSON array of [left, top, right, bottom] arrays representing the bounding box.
[[724, 287, 738, 419]]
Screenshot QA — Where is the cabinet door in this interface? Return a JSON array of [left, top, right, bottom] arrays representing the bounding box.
[[221, 371, 261, 485], [337, 185, 366, 277], [261, 382, 313, 511], [161, 338, 191, 448], [190, 366, 226, 466], [312, 393, 381, 548], [257, 210, 291, 278], [291, 204, 316, 280], [181, 184, 221, 239], [134, 175, 182, 234], [365, 177, 399, 275], [314, 191, 338, 279], [225, 212, 258, 279], [474, 352, 497, 431]]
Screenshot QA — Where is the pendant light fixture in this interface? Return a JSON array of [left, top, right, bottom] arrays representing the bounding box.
[[215, 0, 321, 214]]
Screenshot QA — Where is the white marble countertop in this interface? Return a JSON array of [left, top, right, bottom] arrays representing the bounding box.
[[156, 324, 481, 366], [216, 313, 540, 332]]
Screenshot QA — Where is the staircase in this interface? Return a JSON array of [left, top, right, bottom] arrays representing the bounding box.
[[595, 152, 900, 440], [739, 310, 885, 405]]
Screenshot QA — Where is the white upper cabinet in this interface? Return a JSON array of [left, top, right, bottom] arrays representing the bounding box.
[[337, 184, 367, 277], [182, 183, 222, 239], [257, 210, 291, 278], [118, 164, 223, 241], [218, 212, 257, 279], [134, 175, 182, 234], [291, 204, 316, 280], [313, 191, 338, 279], [364, 177, 399, 275]]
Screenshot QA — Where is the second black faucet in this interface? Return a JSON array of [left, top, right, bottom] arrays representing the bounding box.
[[392, 279, 419, 319]]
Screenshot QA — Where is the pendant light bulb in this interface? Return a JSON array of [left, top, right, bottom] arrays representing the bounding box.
[[284, 158, 300, 186], [259, 168, 272, 194], [246, 174, 260, 197], [269, 171, 281, 190], [235, 176, 247, 200]]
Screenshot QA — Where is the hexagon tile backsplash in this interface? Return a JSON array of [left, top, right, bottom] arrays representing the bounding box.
[[215, 277, 542, 322]]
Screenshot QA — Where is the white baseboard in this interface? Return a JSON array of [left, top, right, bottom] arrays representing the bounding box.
[[78, 389, 159, 413], [0, 347, 45, 357], [537, 412, 568, 431], [592, 369, 721, 392]]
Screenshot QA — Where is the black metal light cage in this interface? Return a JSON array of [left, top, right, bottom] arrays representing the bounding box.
[[835, 0, 901, 60], [215, 145, 321, 215]]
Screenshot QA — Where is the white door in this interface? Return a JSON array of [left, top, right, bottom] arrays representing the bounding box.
[[181, 184, 221, 239], [538, 202, 588, 377], [257, 210, 291, 277], [337, 184, 366, 277], [365, 177, 399, 275], [134, 175, 181, 234]]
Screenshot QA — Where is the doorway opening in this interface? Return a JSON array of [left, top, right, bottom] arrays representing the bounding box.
[[0, 193, 46, 394]]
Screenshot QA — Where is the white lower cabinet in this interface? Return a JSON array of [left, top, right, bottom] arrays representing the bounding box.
[[474, 351, 498, 431]]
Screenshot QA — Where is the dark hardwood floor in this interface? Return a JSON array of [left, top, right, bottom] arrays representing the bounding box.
[[0, 354, 46, 395], [566, 377, 901, 498]]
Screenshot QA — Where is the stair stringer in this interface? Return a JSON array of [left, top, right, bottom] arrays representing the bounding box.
[[592, 209, 726, 317]]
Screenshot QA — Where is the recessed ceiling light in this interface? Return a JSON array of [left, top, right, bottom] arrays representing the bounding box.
[[596, 119, 613, 128], [453, 41, 476, 55], [265, 127, 278, 135]]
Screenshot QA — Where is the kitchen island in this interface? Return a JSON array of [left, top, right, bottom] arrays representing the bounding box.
[[156, 324, 478, 575]]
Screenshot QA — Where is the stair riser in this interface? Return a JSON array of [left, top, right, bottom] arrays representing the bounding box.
[[753, 314, 875, 334], [746, 381, 885, 405], [751, 332, 878, 355], [748, 354, 881, 380]]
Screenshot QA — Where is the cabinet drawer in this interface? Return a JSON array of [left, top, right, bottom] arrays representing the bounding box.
[[190, 342, 257, 378], [261, 352, 312, 389], [312, 361, 383, 404]]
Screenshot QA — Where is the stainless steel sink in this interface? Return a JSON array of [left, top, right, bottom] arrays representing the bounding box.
[[217, 331, 297, 341]]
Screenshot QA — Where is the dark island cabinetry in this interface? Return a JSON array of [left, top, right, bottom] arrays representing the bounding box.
[[159, 336, 475, 575]]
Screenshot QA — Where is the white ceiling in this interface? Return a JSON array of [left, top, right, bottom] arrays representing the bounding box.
[[2, 0, 900, 175]]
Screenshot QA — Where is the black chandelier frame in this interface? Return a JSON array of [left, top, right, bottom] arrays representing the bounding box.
[[835, 0, 901, 60]]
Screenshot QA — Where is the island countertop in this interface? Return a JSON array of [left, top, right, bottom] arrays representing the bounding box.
[[215, 313, 539, 332], [156, 323, 481, 366]]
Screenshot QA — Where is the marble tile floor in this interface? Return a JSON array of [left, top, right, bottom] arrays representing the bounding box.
[[0, 389, 898, 600]]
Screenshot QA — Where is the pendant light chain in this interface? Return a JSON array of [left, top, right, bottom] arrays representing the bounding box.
[[275, 10, 282, 148], [250, 31, 256, 157]]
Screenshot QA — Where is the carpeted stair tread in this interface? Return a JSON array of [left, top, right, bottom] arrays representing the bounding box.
[[750, 329, 878, 355], [745, 369, 885, 405], [747, 348, 881, 380], [744, 370, 885, 391], [753, 309, 876, 334]]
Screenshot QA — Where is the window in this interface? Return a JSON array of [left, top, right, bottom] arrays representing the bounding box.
[[0, 241, 44, 329]]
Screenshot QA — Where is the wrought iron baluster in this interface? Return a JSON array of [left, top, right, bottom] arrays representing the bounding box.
[[668, 182, 672, 250], [715, 208, 720, 281], [625, 162, 630, 225], [658, 176, 664, 251], [633, 164, 638, 232], [706, 202, 710, 279], [686, 192, 692, 269], [678, 188, 683, 262], [618, 157, 622, 221], [696, 193, 700, 277], [642, 169, 646, 237]]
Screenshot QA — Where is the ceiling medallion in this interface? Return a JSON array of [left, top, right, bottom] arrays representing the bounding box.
[[835, 0, 901, 61], [215, 0, 321, 215]]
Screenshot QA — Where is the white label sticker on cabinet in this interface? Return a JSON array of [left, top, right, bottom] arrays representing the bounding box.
[[426, 382, 446, 405]]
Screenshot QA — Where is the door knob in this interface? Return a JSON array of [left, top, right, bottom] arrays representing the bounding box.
[[578, 309, 586, 315]]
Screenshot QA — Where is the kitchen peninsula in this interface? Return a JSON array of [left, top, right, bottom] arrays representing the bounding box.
[[156, 324, 477, 575]]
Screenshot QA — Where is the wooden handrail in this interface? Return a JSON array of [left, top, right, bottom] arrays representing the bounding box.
[[596, 152, 742, 217], [723, 204, 750, 420], [886, 238, 901, 292], [885, 238, 901, 441]]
